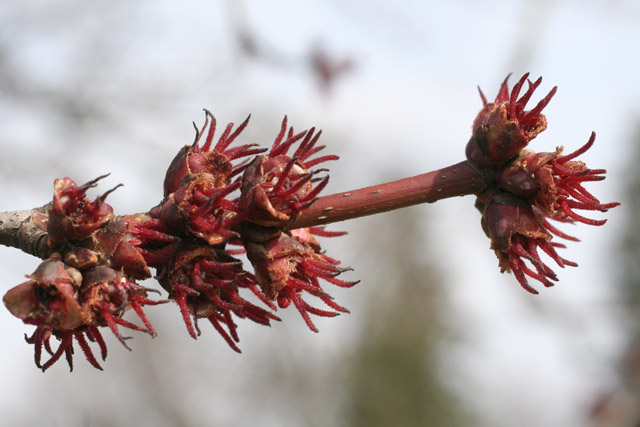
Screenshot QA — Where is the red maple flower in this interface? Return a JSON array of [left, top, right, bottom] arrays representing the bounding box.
[[163, 110, 265, 196], [472, 116, 619, 292], [477, 191, 575, 294], [47, 174, 121, 247], [466, 73, 557, 167], [245, 227, 357, 332], [81, 266, 164, 349], [151, 174, 241, 245], [158, 245, 278, 352], [239, 116, 337, 228], [500, 132, 620, 228]]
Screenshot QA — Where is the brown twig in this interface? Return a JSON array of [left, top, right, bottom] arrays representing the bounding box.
[[0, 206, 53, 259]]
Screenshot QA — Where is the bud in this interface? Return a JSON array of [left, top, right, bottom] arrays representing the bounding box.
[[81, 266, 164, 349], [47, 175, 121, 247], [2, 256, 110, 371], [3, 257, 87, 331], [89, 217, 152, 279], [163, 110, 265, 196], [158, 245, 278, 352], [246, 228, 357, 332], [239, 117, 335, 228], [466, 73, 556, 167], [152, 174, 240, 245], [497, 133, 620, 227], [478, 191, 577, 294]]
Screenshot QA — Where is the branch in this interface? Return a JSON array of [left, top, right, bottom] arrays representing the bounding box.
[[0, 161, 488, 259], [0, 206, 53, 259], [291, 160, 485, 228]]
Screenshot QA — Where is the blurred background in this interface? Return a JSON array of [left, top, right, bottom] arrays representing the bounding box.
[[0, 1, 638, 426]]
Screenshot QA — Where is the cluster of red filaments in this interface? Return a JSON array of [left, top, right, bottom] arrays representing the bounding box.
[[4, 248, 161, 371], [25, 326, 107, 372], [126, 111, 355, 352], [479, 73, 557, 133], [5, 111, 355, 370], [160, 246, 278, 352], [470, 74, 619, 293], [247, 227, 358, 332]]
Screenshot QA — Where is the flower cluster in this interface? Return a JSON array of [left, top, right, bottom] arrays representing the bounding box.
[[3, 112, 355, 370], [467, 73, 620, 293], [2, 74, 618, 370], [140, 112, 355, 346], [3, 177, 162, 371]]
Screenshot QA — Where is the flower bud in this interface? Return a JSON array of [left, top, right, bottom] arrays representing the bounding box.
[[81, 266, 163, 349], [239, 119, 334, 228], [158, 245, 277, 351], [3, 257, 88, 331], [478, 191, 579, 294], [47, 175, 121, 247], [152, 174, 240, 245], [163, 111, 265, 196], [466, 74, 556, 167], [246, 228, 357, 332]]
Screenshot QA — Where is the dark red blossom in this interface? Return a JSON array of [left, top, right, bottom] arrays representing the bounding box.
[[4, 256, 164, 370], [2, 257, 101, 370], [151, 174, 241, 245], [245, 227, 357, 332], [239, 117, 336, 228], [478, 191, 577, 294], [47, 175, 121, 247], [466, 73, 557, 167], [163, 110, 266, 196], [3, 257, 86, 331], [127, 215, 181, 270], [467, 75, 620, 293], [496, 130, 620, 257], [158, 245, 278, 352], [81, 266, 164, 350], [500, 132, 620, 227]]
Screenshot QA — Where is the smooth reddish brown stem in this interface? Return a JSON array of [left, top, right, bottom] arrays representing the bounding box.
[[291, 160, 486, 229]]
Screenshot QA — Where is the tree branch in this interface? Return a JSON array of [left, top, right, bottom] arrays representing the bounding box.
[[291, 160, 486, 228], [0, 161, 488, 260], [0, 206, 53, 259]]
